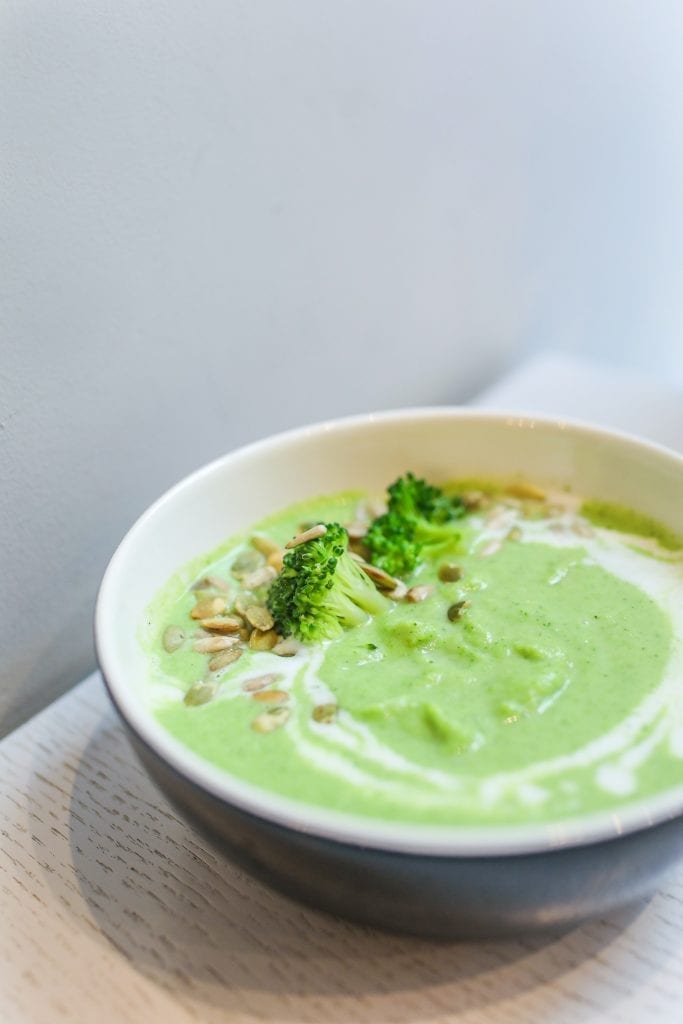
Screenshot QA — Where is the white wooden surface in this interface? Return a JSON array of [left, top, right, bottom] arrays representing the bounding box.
[[3, 674, 683, 1024], [3, 355, 683, 1024]]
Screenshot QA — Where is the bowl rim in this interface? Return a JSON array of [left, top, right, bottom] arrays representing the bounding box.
[[95, 405, 683, 857]]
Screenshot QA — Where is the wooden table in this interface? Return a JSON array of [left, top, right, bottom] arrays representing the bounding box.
[[4, 355, 683, 1023], [3, 675, 683, 1023]]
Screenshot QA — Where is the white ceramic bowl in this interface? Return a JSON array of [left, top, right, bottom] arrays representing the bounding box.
[[96, 409, 683, 937]]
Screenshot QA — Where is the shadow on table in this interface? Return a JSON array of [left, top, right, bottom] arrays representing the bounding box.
[[33, 707, 665, 1022]]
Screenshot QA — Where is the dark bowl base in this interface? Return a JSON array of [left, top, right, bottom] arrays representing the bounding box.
[[124, 726, 683, 940]]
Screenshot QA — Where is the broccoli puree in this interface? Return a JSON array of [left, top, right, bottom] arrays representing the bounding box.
[[146, 490, 683, 826]]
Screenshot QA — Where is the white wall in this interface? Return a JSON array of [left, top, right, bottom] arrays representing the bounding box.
[[2, 1, 683, 732]]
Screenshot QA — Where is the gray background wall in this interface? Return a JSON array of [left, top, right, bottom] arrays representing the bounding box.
[[2, 1, 683, 734]]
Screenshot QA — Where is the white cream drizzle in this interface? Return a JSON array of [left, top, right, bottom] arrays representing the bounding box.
[[150, 493, 683, 814]]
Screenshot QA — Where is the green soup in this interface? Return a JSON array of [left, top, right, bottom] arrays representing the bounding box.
[[143, 486, 683, 826]]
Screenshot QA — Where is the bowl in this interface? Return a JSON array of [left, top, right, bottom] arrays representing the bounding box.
[[95, 408, 683, 938]]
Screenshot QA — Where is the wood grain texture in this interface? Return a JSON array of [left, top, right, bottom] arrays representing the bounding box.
[[2, 674, 683, 1024]]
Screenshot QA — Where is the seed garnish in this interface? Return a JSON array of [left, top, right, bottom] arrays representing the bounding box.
[[272, 638, 300, 657], [252, 707, 290, 733], [250, 533, 281, 557], [200, 615, 244, 633], [406, 584, 433, 603], [233, 595, 253, 618], [366, 498, 387, 520], [461, 491, 487, 511], [231, 549, 264, 579], [312, 703, 337, 724], [208, 647, 243, 672], [251, 689, 289, 704], [285, 524, 327, 549], [245, 605, 275, 631], [438, 563, 463, 582], [485, 508, 514, 530], [242, 673, 282, 693], [355, 560, 401, 591], [162, 625, 185, 653], [191, 597, 226, 620], [447, 600, 470, 622], [249, 628, 278, 651], [192, 575, 229, 592], [267, 550, 285, 573], [520, 502, 550, 521], [242, 565, 278, 590], [184, 680, 218, 706], [193, 635, 239, 653], [505, 482, 546, 501]]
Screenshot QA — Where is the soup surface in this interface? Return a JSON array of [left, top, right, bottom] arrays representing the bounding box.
[[142, 482, 683, 825]]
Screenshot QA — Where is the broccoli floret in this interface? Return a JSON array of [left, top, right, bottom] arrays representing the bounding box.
[[267, 523, 389, 643], [365, 473, 466, 577]]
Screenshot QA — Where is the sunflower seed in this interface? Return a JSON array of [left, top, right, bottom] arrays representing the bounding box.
[[366, 498, 387, 520], [184, 680, 218, 706], [242, 673, 283, 693], [344, 521, 368, 540], [312, 703, 337, 724], [285, 524, 327, 549], [191, 597, 227, 620], [200, 615, 244, 633], [252, 707, 290, 733], [193, 635, 240, 654], [447, 600, 470, 621], [208, 647, 243, 672], [461, 491, 486, 511], [485, 507, 514, 530], [505, 482, 546, 501], [406, 584, 433, 603], [245, 605, 275, 631], [272, 638, 300, 657], [250, 533, 282, 557], [162, 625, 185, 653], [242, 565, 278, 590], [357, 561, 401, 590], [349, 538, 370, 560], [267, 550, 285, 573], [521, 501, 550, 521], [387, 581, 408, 600], [192, 575, 229, 592], [233, 595, 253, 617], [249, 628, 278, 651], [231, 548, 264, 578], [438, 563, 463, 582], [251, 689, 289, 704]]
